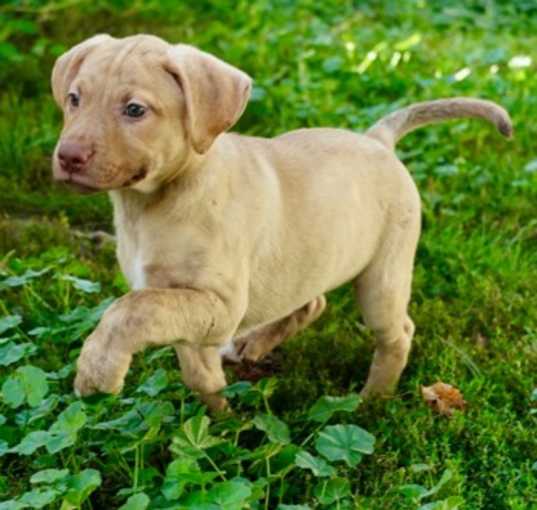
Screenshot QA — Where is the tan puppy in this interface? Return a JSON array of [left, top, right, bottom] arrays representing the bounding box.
[[51, 34, 512, 410]]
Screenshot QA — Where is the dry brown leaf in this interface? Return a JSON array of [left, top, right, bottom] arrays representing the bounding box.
[[421, 382, 466, 416]]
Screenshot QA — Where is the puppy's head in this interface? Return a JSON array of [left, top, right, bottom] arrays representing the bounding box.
[[51, 34, 251, 193]]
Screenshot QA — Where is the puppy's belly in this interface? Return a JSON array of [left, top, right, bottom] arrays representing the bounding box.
[[238, 248, 369, 337]]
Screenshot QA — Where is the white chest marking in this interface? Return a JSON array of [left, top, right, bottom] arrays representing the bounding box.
[[131, 252, 146, 290]]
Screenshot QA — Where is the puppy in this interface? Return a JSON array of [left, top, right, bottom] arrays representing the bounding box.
[[51, 34, 512, 410]]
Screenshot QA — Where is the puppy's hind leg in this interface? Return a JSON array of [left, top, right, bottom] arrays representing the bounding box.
[[231, 295, 326, 363], [355, 213, 420, 398]]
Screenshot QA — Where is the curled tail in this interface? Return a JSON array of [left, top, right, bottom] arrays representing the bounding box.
[[366, 97, 512, 149]]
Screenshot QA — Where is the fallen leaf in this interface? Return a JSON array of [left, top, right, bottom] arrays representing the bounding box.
[[421, 382, 466, 416]]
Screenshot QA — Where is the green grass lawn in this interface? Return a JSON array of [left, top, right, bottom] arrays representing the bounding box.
[[0, 1, 536, 508]]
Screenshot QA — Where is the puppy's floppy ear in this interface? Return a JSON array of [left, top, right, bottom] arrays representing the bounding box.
[[51, 34, 113, 107], [165, 45, 252, 154]]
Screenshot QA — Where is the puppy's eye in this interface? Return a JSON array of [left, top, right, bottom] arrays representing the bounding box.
[[68, 92, 80, 107], [124, 103, 146, 118]]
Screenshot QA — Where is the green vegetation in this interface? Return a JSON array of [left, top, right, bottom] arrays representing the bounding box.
[[0, 0, 536, 508]]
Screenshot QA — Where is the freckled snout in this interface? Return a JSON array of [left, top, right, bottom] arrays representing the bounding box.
[[57, 141, 95, 174]]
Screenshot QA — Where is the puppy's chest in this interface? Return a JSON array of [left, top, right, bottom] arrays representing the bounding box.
[[116, 227, 210, 291], [116, 235, 146, 290], [126, 251, 146, 290]]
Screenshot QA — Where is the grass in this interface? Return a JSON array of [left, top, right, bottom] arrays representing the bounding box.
[[0, 0, 536, 508]]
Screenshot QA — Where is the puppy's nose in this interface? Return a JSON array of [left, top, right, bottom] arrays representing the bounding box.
[[58, 142, 94, 174]]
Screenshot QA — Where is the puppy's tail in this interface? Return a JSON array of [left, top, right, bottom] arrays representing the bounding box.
[[365, 97, 512, 149]]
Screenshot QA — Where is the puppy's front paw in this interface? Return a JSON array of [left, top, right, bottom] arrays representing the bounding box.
[[74, 333, 132, 397]]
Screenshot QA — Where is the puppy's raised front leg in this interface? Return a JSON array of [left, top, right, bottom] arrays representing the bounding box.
[[174, 344, 228, 411], [74, 288, 238, 407]]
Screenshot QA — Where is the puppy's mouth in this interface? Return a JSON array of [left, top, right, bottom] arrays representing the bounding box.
[[122, 167, 148, 187], [54, 167, 148, 193]]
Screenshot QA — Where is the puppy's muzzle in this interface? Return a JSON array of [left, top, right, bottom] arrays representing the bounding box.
[[58, 141, 95, 175]]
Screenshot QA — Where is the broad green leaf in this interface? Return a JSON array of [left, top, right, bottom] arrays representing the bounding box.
[[249, 477, 268, 502], [26, 395, 61, 425], [161, 458, 213, 501], [0, 342, 37, 366], [171, 415, 222, 458], [254, 378, 278, 399], [221, 381, 253, 398], [252, 414, 290, 444], [46, 365, 73, 381], [307, 394, 361, 423], [45, 402, 87, 453], [161, 463, 188, 501], [0, 315, 22, 335], [165, 459, 211, 482], [46, 431, 76, 454], [2, 366, 49, 408], [2, 377, 25, 408], [57, 298, 114, 343], [399, 484, 429, 500], [313, 477, 351, 505], [30, 469, 69, 485], [63, 469, 101, 506], [136, 368, 168, 397], [238, 443, 282, 463], [50, 402, 87, 434], [118, 493, 150, 510], [0, 500, 27, 510], [94, 400, 172, 438], [27, 327, 50, 338], [11, 403, 86, 455], [146, 346, 175, 363], [59, 299, 113, 325], [181, 500, 218, 510], [0, 269, 50, 291], [143, 403, 173, 429], [17, 366, 49, 407], [0, 440, 9, 456], [278, 506, 312, 510], [295, 450, 335, 477], [61, 275, 101, 294], [10, 431, 50, 455], [270, 444, 301, 473], [92, 408, 144, 433], [206, 480, 252, 509], [315, 424, 375, 467], [19, 488, 58, 508]]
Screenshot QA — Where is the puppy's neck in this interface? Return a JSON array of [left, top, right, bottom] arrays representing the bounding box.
[[109, 138, 228, 232]]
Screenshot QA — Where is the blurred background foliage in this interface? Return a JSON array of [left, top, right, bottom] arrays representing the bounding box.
[[0, 0, 536, 228]]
